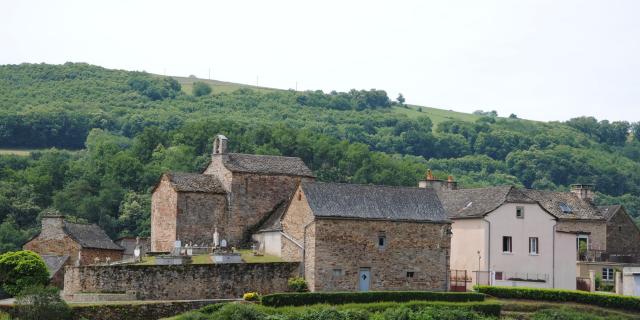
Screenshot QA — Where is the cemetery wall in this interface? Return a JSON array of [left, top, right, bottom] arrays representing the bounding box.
[[63, 262, 300, 300]]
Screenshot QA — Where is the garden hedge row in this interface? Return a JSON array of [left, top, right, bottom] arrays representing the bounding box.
[[261, 291, 485, 307], [475, 285, 640, 312]]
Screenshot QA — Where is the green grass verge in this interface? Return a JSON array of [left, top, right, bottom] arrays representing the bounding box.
[[238, 250, 284, 263], [261, 291, 484, 307]]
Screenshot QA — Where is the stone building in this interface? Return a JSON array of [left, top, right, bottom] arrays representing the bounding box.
[[599, 205, 640, 262], [151, 135, 314, 252], [277, 181, 452, 292], [24, 214, 124, 269], [115, 237, 150, 260]]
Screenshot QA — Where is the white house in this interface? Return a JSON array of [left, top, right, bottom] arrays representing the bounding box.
[[420, 180, 577, 290]]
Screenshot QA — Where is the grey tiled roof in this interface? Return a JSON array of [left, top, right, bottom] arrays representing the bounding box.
[[521, 189, 603, 220], [218, 153, 314, 177], [598, 205, 622, 221], [256, 201, 287, 232], [437, 186, 513, 219], [166, 172, 225, 193], [301, 182, 449, 222], [63, 221, 124, 250], [437, 186, 604, 220], [41, 255, 69, 278]]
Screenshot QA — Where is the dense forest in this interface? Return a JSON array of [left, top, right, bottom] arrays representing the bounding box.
[[1, 62, 640, 252]]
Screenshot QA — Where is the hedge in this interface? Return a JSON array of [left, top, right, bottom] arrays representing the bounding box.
[[261, 291, 485, 307], [475, 285, 640, 312], [337, 301, 501, 317]]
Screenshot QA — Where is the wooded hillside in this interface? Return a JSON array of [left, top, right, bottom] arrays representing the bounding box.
[[1, 62, 639, 252]]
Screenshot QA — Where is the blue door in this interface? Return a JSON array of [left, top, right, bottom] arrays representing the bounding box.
[[359, 268, 371, 291]]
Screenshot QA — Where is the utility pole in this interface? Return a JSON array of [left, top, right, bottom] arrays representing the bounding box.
[[208, 68, 211, 80], [477, 250, 481, 286]]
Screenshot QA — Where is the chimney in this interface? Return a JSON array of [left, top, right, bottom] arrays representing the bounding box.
[[418, 170, 457, 190], [571, 184, 595, 203], [41, 212, 65, 238], [212, 134, 228, 155]]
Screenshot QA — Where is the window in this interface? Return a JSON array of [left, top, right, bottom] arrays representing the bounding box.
[[495, 272, 503, 280], [406, 271, 414, 278], [577, 235, 589, 252], [332, 269, 343, 277], [378, 232, 386, 248], [602, 268, 614, 281], [516, 206, 525, 219], [502, 236, 512, 253], [559, 202, 573, 213], [529, 237, 539, 255], [619, 226, 622, 232]]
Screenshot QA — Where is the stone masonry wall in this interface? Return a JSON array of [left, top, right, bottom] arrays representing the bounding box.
[[24, 234, 82, 265], [63, 262, 300, 300], [79, 248, 123, 265], [176, 192, 227, 247], [556, 219, 607, 251], [311, 219, 451, 292], [281, 186, 315, 262], [607, 209, 640, 259], [151, 177, 178, 252]]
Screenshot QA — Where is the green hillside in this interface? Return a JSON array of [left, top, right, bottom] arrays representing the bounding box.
[[0, 62, 639, 252]]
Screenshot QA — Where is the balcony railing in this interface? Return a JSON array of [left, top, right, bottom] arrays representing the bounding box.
[[578, 249, 606, 262]]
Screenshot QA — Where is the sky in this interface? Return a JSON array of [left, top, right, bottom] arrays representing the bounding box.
[[1, 0, 639, 122]]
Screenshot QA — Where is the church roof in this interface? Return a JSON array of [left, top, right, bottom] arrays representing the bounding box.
[[437, 186, 604, 220], [63, 221, 124, 250], [301, 182, 449, 222], [166, 172, 225, 193], [218, 153, 314, 177], [255, 201, 288, 232]]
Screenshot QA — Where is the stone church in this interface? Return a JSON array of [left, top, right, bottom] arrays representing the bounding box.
[[150, 135, 315, 252]]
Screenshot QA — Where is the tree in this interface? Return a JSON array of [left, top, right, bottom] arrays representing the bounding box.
[[15, 285, 72, 320], [396, 93, 405, 106], [0, 251, 49, 296], [509, 113, 518, 119], [192, 81, 212, 97]]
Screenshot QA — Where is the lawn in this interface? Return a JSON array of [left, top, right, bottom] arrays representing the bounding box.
[[0, 149, 33, 156], [134, 251, 282, 265], [391, 104, 482, 128], [167, 75, 278, 95]]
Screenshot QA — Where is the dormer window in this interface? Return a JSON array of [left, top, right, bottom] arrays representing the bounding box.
[[516, 206, 524, 219]]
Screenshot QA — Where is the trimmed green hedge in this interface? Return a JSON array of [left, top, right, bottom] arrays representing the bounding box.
[[476, 285, 640, 312], [261, 291, 485, 307]]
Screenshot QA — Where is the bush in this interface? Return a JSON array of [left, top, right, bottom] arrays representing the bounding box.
[[0, 251, 49, 296], [287, 277, 308, 292], [475, 285, 640, 312], [244, 292, 260, 301], [199, 303, 226, 314], [531, 308, 627, 320], [14, 285, 72, 320], [192, 82, 212, 97], [261, 291, 485, 307], [213, 303, 266, 320]]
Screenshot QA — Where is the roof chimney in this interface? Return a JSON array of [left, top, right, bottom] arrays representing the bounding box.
[[212, 134, 228, 155], [41, 211, 65, 238], [571, 184, 595, 203], [418, 170, 457, 190]]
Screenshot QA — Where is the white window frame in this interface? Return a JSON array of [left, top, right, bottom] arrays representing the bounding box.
[[516, 206, 525, 219], [529, 237, 539, 255], [577, 235, 589, 251], [502, 236, 513, 253], [602, 268, 614, 281]]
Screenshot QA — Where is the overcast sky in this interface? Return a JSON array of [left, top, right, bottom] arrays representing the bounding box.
[[2, 0, 639, 122]]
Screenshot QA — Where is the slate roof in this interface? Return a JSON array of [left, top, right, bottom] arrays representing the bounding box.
[[63, 221, 124, 250], [521, 189, 603, 220], [598, 205, 623, 221], [165, 172, 225, 193], [437, 185, 604, 220], [436, 186, 513, 219], [41, 254, 69, 278], [217, 153, 314, 177], [255, 201, 288, 232], [301, 182, 449, 222]]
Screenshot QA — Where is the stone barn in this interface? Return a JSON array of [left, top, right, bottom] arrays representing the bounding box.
[[23, 213, 124, 287], [150, 135, 315, 252], [277, 181, 452, 292]]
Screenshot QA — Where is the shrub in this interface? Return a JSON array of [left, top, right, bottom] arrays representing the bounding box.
[[192, 82, 212, 97], [261, 291, 485, 307], [14, 285, 72, 320], [213, 303, 266, 320], [530, 308, 627, 320], [287, 277, 309, 292], [199, 303, 226, 314], [0, 251, 49, 296], [475, 285, 640, 312], [244, 292, 260, 301]]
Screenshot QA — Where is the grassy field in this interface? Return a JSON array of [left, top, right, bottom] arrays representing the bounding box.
[[391, 104, 483, 127], [168, 75, 279, 95], [135, 251, 283, 265], [0, 149, 34, 156]]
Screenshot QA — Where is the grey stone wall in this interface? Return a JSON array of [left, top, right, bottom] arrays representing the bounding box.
[[607, 209, 640, 259], [151, 177, 178, 252], [63, 262, 300, 300], [176, 192, 227, 247], [556, 219, 607, 251]]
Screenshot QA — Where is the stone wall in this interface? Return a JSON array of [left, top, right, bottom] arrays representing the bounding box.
[[63, 262, 300, 300], [24, 234, 81, 265], [310, 218, 451, 292], [176, 192, 227, 247], [556, 219, 607, 251], [280, 186, 314, 262], [151, 177, 178, 252], [607, 208, 640, 259]]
